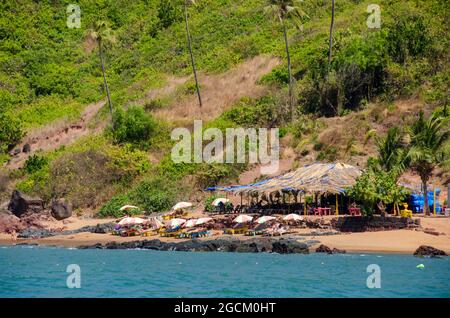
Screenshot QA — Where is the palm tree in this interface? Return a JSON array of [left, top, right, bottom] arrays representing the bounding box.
[[265, 0, 306, 121], [184, 0, 202, 108], [376, 126, 406, 177], [328, 0, 335, 65], [88, 21, 116, 128], [407, 111, 450, 215]]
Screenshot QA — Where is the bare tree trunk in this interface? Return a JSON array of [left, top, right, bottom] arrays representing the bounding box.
[[282, 17, 294, 121], [98, 39, 114, 129], [328, 0, 335, 65], [422, 176, 430, 215], [184, 1, 202, 108]]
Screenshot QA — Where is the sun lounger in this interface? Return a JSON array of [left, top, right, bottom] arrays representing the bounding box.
[[141, 230, 158, 237], [224, 226, 248, 235]]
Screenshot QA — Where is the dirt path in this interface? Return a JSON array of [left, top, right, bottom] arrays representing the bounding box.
[[5, 100, 106, 169]]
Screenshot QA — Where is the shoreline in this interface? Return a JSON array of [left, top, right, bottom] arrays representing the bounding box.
[[1, 216, 449, 255]]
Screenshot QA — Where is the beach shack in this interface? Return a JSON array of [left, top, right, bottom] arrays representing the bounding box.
[[207, 162, 363, 216]]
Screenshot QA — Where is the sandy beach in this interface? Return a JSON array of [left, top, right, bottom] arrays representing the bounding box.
[[1, 215, 448, 254]]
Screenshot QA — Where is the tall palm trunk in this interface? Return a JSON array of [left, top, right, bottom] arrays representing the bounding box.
[[281, 17, 294, 121], [328, 0, 335, 65], [184, 1, 202, 108], [421, 176, 430, 215], [98, 39, 114, 129]]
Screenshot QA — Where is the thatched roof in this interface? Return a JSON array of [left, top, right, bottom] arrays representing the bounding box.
[[208, 162, 362, 195]]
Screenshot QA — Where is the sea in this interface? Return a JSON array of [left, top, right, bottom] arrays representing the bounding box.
[[0, 245, 449, 298]]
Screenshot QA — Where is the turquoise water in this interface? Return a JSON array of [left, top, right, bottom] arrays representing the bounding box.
[[0, 246, 449, 298]]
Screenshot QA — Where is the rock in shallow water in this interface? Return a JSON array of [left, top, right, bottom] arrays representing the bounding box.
[[79, 238, 310, 254], [413, 245, 447, 258]]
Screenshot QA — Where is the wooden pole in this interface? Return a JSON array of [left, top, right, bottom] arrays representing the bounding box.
[[336, 194, 339, 215]]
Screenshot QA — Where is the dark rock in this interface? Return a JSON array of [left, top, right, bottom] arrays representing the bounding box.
[[50, 199, 72, 220], [423, 228, 440, 236], [22, 143, 31, 153], [332, 248, 346, 254], [18, 228, 55, 239], [316, 244, 333, 254], [414, 245, 447, 258], [8, 190, 44, 217], [316, 244, 346, 254], [78, 238, 310, 254]]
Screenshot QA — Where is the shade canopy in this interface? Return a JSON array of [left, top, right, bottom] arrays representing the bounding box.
[[208, 162, 362, 196], [233, 214, 253, 223], [283, 214, 303, 221], [118, 217, 145, 226], [172, 202, 193, 211], [211, 198, 230, 206], [255, 216, 276, 224], [166, 218, 186, 228], [119, 205, 139, 211]]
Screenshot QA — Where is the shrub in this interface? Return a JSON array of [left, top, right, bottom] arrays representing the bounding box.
[[204, 194, 218, 212], [0, 112, 23, 153], [97, 193, 136, 218], [112, 106, 157, 147], [23, 155, 48, 174], [130, 176, 178, 213]]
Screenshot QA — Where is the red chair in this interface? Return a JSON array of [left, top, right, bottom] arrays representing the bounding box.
[[349, 207, 361, 216]]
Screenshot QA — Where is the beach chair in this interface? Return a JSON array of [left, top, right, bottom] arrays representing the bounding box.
[[224, 226, 248, 235]]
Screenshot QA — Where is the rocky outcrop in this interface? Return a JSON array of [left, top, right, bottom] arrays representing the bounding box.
[[315, 244, 346, 254], [413, 245, 447, 258], [8, 190, 44, 217], [78, 237, 310, 254], [50, 199, 72, 220], [331, 216, 420, 232], [17, 222, 116, 238]]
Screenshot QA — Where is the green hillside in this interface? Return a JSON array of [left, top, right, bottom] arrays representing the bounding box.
[[0, 0, 448, 214]]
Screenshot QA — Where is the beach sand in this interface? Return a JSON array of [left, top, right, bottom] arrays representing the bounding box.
[[0, 216, 449, 254]]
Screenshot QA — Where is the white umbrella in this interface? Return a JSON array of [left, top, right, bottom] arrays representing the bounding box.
[[118, 217, 145, 226], [195, 217, 213, 225], [211, 198, 230, 206], [283, 214, 303, 221], [145, 217, 164, 229], [233, 214, 253, 223], [119, 205, 139, 211], [255, 216, 276, 224], [184, 219, 198, 228], [166, 218, 186, 228], [172, 202, 193, 211]]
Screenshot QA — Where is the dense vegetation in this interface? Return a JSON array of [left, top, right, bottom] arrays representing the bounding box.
[[0, 0, 448, 216]]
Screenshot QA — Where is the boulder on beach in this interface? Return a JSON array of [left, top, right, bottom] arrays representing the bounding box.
[[413, 245, 447, 258], [50, 199, 72, 220], [0, 210, 23, 233], [8, 190, 44, 217]]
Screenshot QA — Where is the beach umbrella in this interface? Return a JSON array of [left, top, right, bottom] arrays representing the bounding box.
[[166, 218, 186, 228], [255, 216, 276, 224], [184, 219, 198, 228], [233, 214, 253, 223], [118, 217, 145, 226], [119, 205, 139, 211], [211, 198, 230, 206], [283, 214, 303, 221], [195, 217, 213, 225], [145, 217, 164, 229], [172, 202, 193, 211]]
